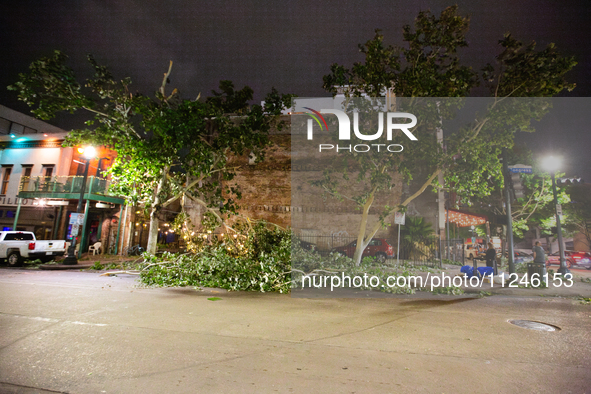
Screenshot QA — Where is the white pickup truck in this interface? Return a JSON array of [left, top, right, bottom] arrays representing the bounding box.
[[0, 231, 67, 267], [464, 244, 481, 259]]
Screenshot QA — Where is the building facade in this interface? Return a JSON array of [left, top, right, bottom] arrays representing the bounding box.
[[0, 105, 124, 255]]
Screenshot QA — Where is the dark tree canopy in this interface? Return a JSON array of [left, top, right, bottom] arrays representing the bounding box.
[[9, 50, 293, 253], [317, 6, 576, 265]]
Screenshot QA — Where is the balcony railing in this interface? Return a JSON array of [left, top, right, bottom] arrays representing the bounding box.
[[19, 175, 111, 195]]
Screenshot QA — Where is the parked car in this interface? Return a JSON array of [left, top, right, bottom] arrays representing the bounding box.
[[331, 238, 393, 262], [501, 251, 534, 264], [296, 239, 316, 252], [0, 231, 67, 267], [515, 251, 534, 264], [545, 251, 591, 269], [464, 244, 480, 259]]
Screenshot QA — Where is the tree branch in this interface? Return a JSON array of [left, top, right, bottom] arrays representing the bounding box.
[[160, 60, 173, 98]]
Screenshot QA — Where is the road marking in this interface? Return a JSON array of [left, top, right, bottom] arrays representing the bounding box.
[[68, 321, 108, 327], [1, 313, 107, 327], [25, 316, 59, 323], [1, 314, 60, 323]]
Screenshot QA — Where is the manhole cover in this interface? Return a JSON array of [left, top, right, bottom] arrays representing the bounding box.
[[508, 319, 560, 332]]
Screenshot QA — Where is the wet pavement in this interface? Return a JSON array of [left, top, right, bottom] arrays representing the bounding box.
[[0, 268, 590, 393]]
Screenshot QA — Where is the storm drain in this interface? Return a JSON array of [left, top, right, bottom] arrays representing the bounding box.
[[508, 319, 560, 332]]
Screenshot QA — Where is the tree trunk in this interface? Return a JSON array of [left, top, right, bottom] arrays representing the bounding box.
[[122, 205, 134, 255], [146, 206, 159, 254], [146, 166, 169, 254], [351, 169, 441, 266], [501, 225, 507, 256], [353, 192, 375, 266]]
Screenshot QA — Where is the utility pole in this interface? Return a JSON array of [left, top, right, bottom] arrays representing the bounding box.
[[550, 172, 569, 276], [502, 149, 515, 275]]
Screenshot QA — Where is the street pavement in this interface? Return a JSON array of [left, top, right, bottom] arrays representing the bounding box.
[[0, 267, 590, 393]]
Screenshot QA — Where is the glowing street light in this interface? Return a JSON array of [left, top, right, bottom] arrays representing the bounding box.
[[541, 155, 569, 276], [541, 156, 561, 173], [79, 146, 97, 160]]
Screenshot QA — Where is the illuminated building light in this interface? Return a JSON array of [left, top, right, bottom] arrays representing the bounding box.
[[77, 146, 96, 159], [446, 209, 487, 227], [47, 200, 69, 206]]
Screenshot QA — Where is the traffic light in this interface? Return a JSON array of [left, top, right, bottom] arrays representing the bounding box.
[[510, 173, 525, 199], [507, 164, 531, 201], [557, 177, 584, 185]]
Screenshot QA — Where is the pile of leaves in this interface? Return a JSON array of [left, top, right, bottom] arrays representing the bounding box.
[[292, 243, 453, 295], [139, 222, 462, 295], [139, 222, 292, 293]]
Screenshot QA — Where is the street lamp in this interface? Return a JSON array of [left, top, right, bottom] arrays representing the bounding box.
[[62, 146, 97, 265], [96, 157, 110, 178], [540, 155, 569, 276]]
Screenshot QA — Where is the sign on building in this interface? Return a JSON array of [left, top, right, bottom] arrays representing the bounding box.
[[69, 213, 84, 225]]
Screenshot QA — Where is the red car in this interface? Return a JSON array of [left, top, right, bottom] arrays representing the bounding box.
[[331, 238, 393, 262], [546, 251, 591, 269]]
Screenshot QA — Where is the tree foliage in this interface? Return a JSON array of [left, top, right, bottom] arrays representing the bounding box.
[[563, 184, 591, 250], [318, 6, 576, 265], [401, 216, 435, 241], [139, 221, 292, 292], [8, 50, 293, 254]]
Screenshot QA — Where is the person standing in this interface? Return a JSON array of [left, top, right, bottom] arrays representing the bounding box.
[[485, 242, 496, 268], [533, 241, 546, 264]]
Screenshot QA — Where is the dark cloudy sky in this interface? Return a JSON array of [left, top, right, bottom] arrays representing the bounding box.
[[1, 0, 590, 177]]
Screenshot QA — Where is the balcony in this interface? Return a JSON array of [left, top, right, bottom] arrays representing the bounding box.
[[18, 176, 124, 204]]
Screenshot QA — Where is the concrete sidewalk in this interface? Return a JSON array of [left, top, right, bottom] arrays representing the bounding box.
[[443, 264, 591, 298], [37, 256, 591, 298], [1, 268, 590, 393]]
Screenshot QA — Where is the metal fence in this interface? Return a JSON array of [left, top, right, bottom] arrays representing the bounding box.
[[295, 234, 358, 253], [442, 238, 466, 265], [19, 175, 110, 195], [397, 236, 442, 268], [293, 233, 444, 268]]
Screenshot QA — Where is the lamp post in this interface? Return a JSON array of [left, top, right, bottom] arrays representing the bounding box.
[[62, 146, 97, 265], [96, 157, 110, 178], [541, 155, 569, 276]]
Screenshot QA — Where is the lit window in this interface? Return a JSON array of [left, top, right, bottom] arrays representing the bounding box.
[[42, 165, 54, 178], [21, 165, 32, 191], [1, 166, 12, 195]]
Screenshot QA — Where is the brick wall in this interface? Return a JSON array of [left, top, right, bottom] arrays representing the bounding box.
[[212, 117, 405, 239]]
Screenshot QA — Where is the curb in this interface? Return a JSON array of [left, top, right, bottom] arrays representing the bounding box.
[[39, 263, 96, 270]]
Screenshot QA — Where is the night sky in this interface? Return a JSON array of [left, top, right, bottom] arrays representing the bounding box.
[[1, 0, 590, 178]]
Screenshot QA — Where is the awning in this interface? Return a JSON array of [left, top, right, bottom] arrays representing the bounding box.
[[446, 209, 487, 227]]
